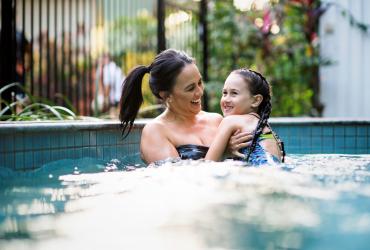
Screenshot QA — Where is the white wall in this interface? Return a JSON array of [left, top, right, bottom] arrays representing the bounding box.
[[320, 0, 370, 117]]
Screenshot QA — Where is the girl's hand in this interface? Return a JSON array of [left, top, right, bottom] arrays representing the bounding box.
[[228, 129, 253, 158]]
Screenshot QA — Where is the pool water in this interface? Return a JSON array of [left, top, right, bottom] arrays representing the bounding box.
[[1, 154, 370, 250]]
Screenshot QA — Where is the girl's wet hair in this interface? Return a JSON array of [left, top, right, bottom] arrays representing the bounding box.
[[119, 49, 194, 138], [232, 68, 277, 162]]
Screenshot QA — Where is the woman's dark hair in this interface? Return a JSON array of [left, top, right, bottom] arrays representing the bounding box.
[[233, 68, 282, 162], [119, 49, 194, 138]]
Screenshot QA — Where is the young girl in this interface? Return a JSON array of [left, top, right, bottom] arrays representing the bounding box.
[[205, 68, 285, 165]]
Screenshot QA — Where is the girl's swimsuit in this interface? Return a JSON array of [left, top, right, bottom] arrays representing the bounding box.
[[238, 132, 280, 165], [176, 144, 209, 160], [176, 132, 281, 165]]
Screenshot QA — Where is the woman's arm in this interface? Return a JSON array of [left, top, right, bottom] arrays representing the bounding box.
[[140, 122, 179, 164], [205, 117, 239, 161], [227, 130, 254, 158]]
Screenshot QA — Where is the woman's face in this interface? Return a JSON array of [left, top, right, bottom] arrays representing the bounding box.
[[220, 73, 256, 116], [169, 63, 204, 115]]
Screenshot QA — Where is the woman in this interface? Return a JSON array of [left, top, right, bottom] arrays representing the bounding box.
[[119, 49, 251, 164]]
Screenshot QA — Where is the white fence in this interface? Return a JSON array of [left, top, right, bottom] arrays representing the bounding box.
[[320, 0, 370, 117]]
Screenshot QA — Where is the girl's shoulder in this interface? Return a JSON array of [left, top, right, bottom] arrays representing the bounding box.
[[222, 114, 259, 130]]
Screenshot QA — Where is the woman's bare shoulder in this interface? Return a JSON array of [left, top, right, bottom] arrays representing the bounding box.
[[200, 111, 223, 123], [142, 117, 167, 134]]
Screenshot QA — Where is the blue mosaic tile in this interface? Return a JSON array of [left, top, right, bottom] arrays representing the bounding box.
[[59, 133, 68, 148], [58, 149, 67, 160], [322, 126, 334, 136], [356, 137, 367, 149], [345, 127, 356, 136], [312, 126, 322, 136], [50, 149, 60, 162], [65, 149, 75, 159], [321, 147, 334, 154], [96, 146, 103, 158], [0, 134, 14, 153], [50, 133, 60, 149], [0, 153, 4, 167], [311, 137, 322, 149], [66, 133, 74, 147], [82, 131, 90, 146], [75, 148, 83, 159], [103, 146, 112, 160], [23, 134, 34, 150], [103, 131, 110, 145], [97, 132, 105, 146], [74, 132, 83, 146], [334, 126, 345, 136], [41, 150, 51, 165], [40, 134, 50, 149], [24, 151, 34, 170], [287, 134, 298, 146], [4, 153, 15, 169], [334, 137, 345, 149], [275, 127, 290, 138], [356, 148, 369, 154], [357, 126, 367, 137], [89, 147, 97, 157], [14, 134, 24, 151], [108, 131, 117, 145], [345, 136, 356, 148], [90, 131, 97, 146], [322, 137, 334, 149], [33, 151, 43, 167], [15, 152, 25, 170], [83, 147, 90, 158]]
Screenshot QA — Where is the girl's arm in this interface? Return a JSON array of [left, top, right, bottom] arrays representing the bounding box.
[[140, 122, 179, 164], [205, 116, 239, 161]]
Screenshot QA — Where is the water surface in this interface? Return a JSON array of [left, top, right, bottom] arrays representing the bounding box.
[[1, 154, 370, 250]]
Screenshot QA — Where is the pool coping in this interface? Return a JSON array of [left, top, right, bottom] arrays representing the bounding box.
[[1, 117, 370, 132]]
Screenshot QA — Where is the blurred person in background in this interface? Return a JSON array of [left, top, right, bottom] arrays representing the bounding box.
[[95, 53, 125, 117]]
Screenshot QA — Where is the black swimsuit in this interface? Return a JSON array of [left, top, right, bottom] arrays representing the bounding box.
[[176, 144, 209, 160]]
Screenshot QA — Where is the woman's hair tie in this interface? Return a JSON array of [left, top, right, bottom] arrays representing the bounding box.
[[146, 65, 152, 73]]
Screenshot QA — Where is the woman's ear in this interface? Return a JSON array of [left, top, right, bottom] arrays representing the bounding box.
[[251, 94, 263, 108], [159, 91, 169, 100]]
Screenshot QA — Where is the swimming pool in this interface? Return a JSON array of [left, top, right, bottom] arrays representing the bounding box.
[[0, 118, 370, 249], [0, 118, 369, 171]]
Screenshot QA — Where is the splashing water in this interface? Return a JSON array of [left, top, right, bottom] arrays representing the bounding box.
[[1, 154, 370, 250]]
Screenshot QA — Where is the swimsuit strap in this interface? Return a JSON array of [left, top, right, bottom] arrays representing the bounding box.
[[259, 132, 274, 140], [249, 112, 260, 119]]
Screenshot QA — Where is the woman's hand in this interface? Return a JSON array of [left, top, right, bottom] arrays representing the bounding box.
[[228, 129, 253, 158]]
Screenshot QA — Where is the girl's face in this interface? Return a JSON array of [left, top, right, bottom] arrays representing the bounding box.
[[169, 63, 204, 115], [221, 73, 258, 116]]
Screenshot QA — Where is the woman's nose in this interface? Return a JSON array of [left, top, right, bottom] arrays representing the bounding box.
[[195, 85, 203, 97]]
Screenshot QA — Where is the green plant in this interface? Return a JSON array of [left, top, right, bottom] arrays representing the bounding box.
[[0, 82, 76, 121]]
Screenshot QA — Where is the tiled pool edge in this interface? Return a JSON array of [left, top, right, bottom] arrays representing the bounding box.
[[0, 120, 146, 171], [1, 118, 369, 170]]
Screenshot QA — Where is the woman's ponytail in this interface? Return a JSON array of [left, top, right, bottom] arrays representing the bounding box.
[[119, 65, 148, 138]]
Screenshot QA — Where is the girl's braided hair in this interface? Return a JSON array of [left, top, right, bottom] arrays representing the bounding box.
[[233, 68, 284, 162]]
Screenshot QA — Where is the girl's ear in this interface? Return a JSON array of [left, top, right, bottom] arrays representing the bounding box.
[[251, 94, 263, 108]]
